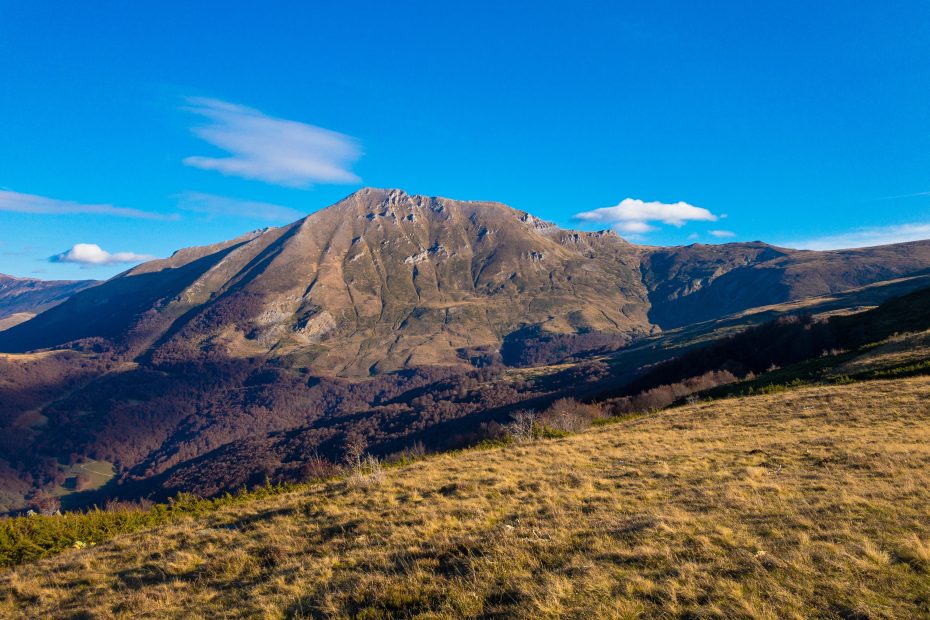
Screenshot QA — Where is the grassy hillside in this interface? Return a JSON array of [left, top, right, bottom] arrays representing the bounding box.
[[3, 376, 930, 618], [602, 282, 930, 410]]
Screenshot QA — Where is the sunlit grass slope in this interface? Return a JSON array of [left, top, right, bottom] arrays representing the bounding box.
[[3, 376, 930, 618]]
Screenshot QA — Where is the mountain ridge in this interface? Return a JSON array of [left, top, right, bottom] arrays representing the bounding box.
[[4, 188, 930, 375], [0, 274, 97, 330]]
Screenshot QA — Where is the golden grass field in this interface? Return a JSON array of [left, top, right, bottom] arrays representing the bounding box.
[[3, 376, 930, 619]]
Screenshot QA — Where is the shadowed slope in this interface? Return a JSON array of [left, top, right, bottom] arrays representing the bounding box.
[[0, 275, 97, 329], [642, 240, 930, 328], [0, 232, 267, 354]]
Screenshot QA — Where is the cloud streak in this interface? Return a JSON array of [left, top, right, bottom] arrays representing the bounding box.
[[786, 222, 930, 250], [183, 97, 362, 187], [574, 198, 717, 236], [50, 243, 156, 266], [0, 190, 172, 220], [176, 191, 304, 222], [709, 229, 736, 238]]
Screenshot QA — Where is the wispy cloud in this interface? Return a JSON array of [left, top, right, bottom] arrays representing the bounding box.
[[872, 190, 930, 201], [574, 198, 717, 236], [786, 222, 930, 250], [183, 97, 362, 187], [50, 243, 156, 266], [709, 229, 736, 238], [0, 190, 173, 220], [176, 191, 303, 222]]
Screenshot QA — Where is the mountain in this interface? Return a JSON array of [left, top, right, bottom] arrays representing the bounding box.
[[0, 189, 651, 374], [0, 274, 96, 331], [3, 188, 930, 374], [642, 241, 930, 328], [3, 187, 930, 511]]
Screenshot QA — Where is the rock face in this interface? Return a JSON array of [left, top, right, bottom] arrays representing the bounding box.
[[4, 187, 930, 374], [0, 274, 97, 330]]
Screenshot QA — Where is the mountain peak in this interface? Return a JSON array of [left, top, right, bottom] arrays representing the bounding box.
[[342, 187, 410, 204], [339, 187, 512, 211]]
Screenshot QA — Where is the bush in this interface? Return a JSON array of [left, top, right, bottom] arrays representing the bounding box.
[[504, 410, 537, 443], [386, 441, 428, 466], [537, 398, 602, 433], [297, 452, 338, 481], [609, 370, 739, 415], [343, 439, 384, 488]]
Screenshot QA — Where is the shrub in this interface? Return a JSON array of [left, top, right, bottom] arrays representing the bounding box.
[[343, 439, 384, 488], [31, 493, 61, 516], [386, 441, 428, 466], [609, 370, 739, 415], [504, 410, 537, 443], [297, 451, 338, 482], [0, 481, 297, 568], [537, 398, 602, 433]]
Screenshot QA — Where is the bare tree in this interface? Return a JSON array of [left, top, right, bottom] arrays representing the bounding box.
[[505, 410, 537, 443]]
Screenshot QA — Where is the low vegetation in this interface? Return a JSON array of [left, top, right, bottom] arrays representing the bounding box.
[[3, 376, 930, 618], [0, 484, 299, 569]]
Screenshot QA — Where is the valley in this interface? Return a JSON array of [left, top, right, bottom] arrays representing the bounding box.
[[2, 189, 930, 514]]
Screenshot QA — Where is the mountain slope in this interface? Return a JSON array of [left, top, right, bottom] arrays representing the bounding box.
[[4, 376, 930, 618], [642, 241, 930, 328], [0, 274, 96, 330], [604, 280, 930, 411], [4, 188, 930, 376]]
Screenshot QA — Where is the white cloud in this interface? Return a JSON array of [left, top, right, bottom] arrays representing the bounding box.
[[0, 190, 172, 220], [176, 191, 303, 222], [613, 220, 657, 234], [574, 198, 717, 236], [709, 229, 736, 238], [787, 222, 930, 250], [183, 97, 361, 187], [50, 243, 156, 266]]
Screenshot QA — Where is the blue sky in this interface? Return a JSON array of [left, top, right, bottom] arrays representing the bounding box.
[[1, 1, 928, 280]]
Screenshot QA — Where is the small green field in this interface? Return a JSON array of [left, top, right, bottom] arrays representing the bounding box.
[[51, 460, 115, 498]]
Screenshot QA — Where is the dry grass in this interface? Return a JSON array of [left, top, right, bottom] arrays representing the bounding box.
[[837, 329, 930, 375], [3, 377, 930, 618]]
